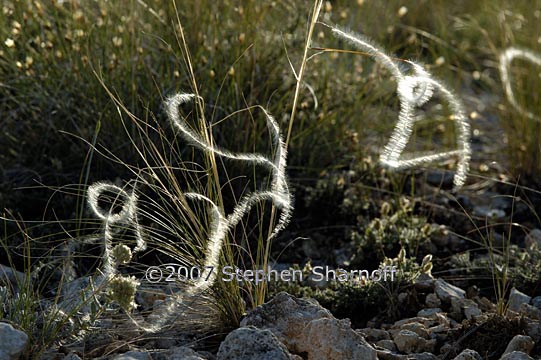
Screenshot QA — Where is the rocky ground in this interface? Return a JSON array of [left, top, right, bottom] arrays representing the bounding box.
[[2, 164, 541, 360], [1, 274, 540, 359], [2, 147, 541, 360]]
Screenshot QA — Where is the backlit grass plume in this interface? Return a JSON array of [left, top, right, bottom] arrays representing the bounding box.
[[499, 47, 541, 122], [330, 26, 471, 190], [87, 182, 146, 280], [165, 93, 292, 237]]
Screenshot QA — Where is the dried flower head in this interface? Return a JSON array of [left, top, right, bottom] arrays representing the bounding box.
[[112, 244, 132, 265], [107, 275, 139, 311]]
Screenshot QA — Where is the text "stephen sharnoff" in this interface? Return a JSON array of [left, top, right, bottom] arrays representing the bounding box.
[[221, 265, 398, 285]]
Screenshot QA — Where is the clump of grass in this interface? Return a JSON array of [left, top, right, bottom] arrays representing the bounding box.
[[85, 92, 292, 333], [1, 0, 296, 340], [72, 0, 330, 337]]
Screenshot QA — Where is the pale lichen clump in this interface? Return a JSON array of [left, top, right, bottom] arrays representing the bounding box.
[[107, 275, 140, 311], [111, 244, 132, 265]]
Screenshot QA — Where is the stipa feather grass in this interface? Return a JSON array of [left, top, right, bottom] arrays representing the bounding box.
[[499, 47, 541, 122], [86, 93, 292, 333], [165, 93, 292, 235], [330, 26, 471, 190], [87, 182, 146, 280]]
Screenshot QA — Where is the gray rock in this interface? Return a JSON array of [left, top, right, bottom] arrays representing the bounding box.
[[508, 288, 531, 312], [58, 276, 95, 314], [417, 308, 443, 317], [37, 348, 61, 360], [425, 293, 441, 308], [216, 326, 299, 360], [435, 279, 465, 303], [452, 349, 482, 360], [463, 305, 482, 320], [451, 298, 481, 320], [519, 303, 541, 321], [428, 324, 449, 335], [503, 335, 534, 356], [490, 196, 513, 211], [524, 318, 541, 342], [391, 317, 439, 330], [0, 322, 28, 360], [357, 328, 390, 341], [414, 273, 435, 291], [83, 332, 115, 352], [477, 297, 496, 312], [376, 349, 408, 360], [241, 292, 332, 352], [392, 330, 436, 354], [166, 346, 209, 360], [531, 296, 541, 310], [499, 351, 534, 360], [392, 317, 429, 327], [397, 292, 408, 304], [63, 354, 82, 360], [399, 322, 430, 339], [440, 343, 456, 357], [153, 336, 178, 350], [524, 229, 541, 249], [0, 265, 25, 290], [376, 340, 396, 351], [241, 292, 376, 360], [300, 318, 377, 360], [409, 353, 437, 360], [113, 351, 151, 360]]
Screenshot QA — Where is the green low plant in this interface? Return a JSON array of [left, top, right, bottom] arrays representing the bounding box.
[[350, 197, 433, 265]]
